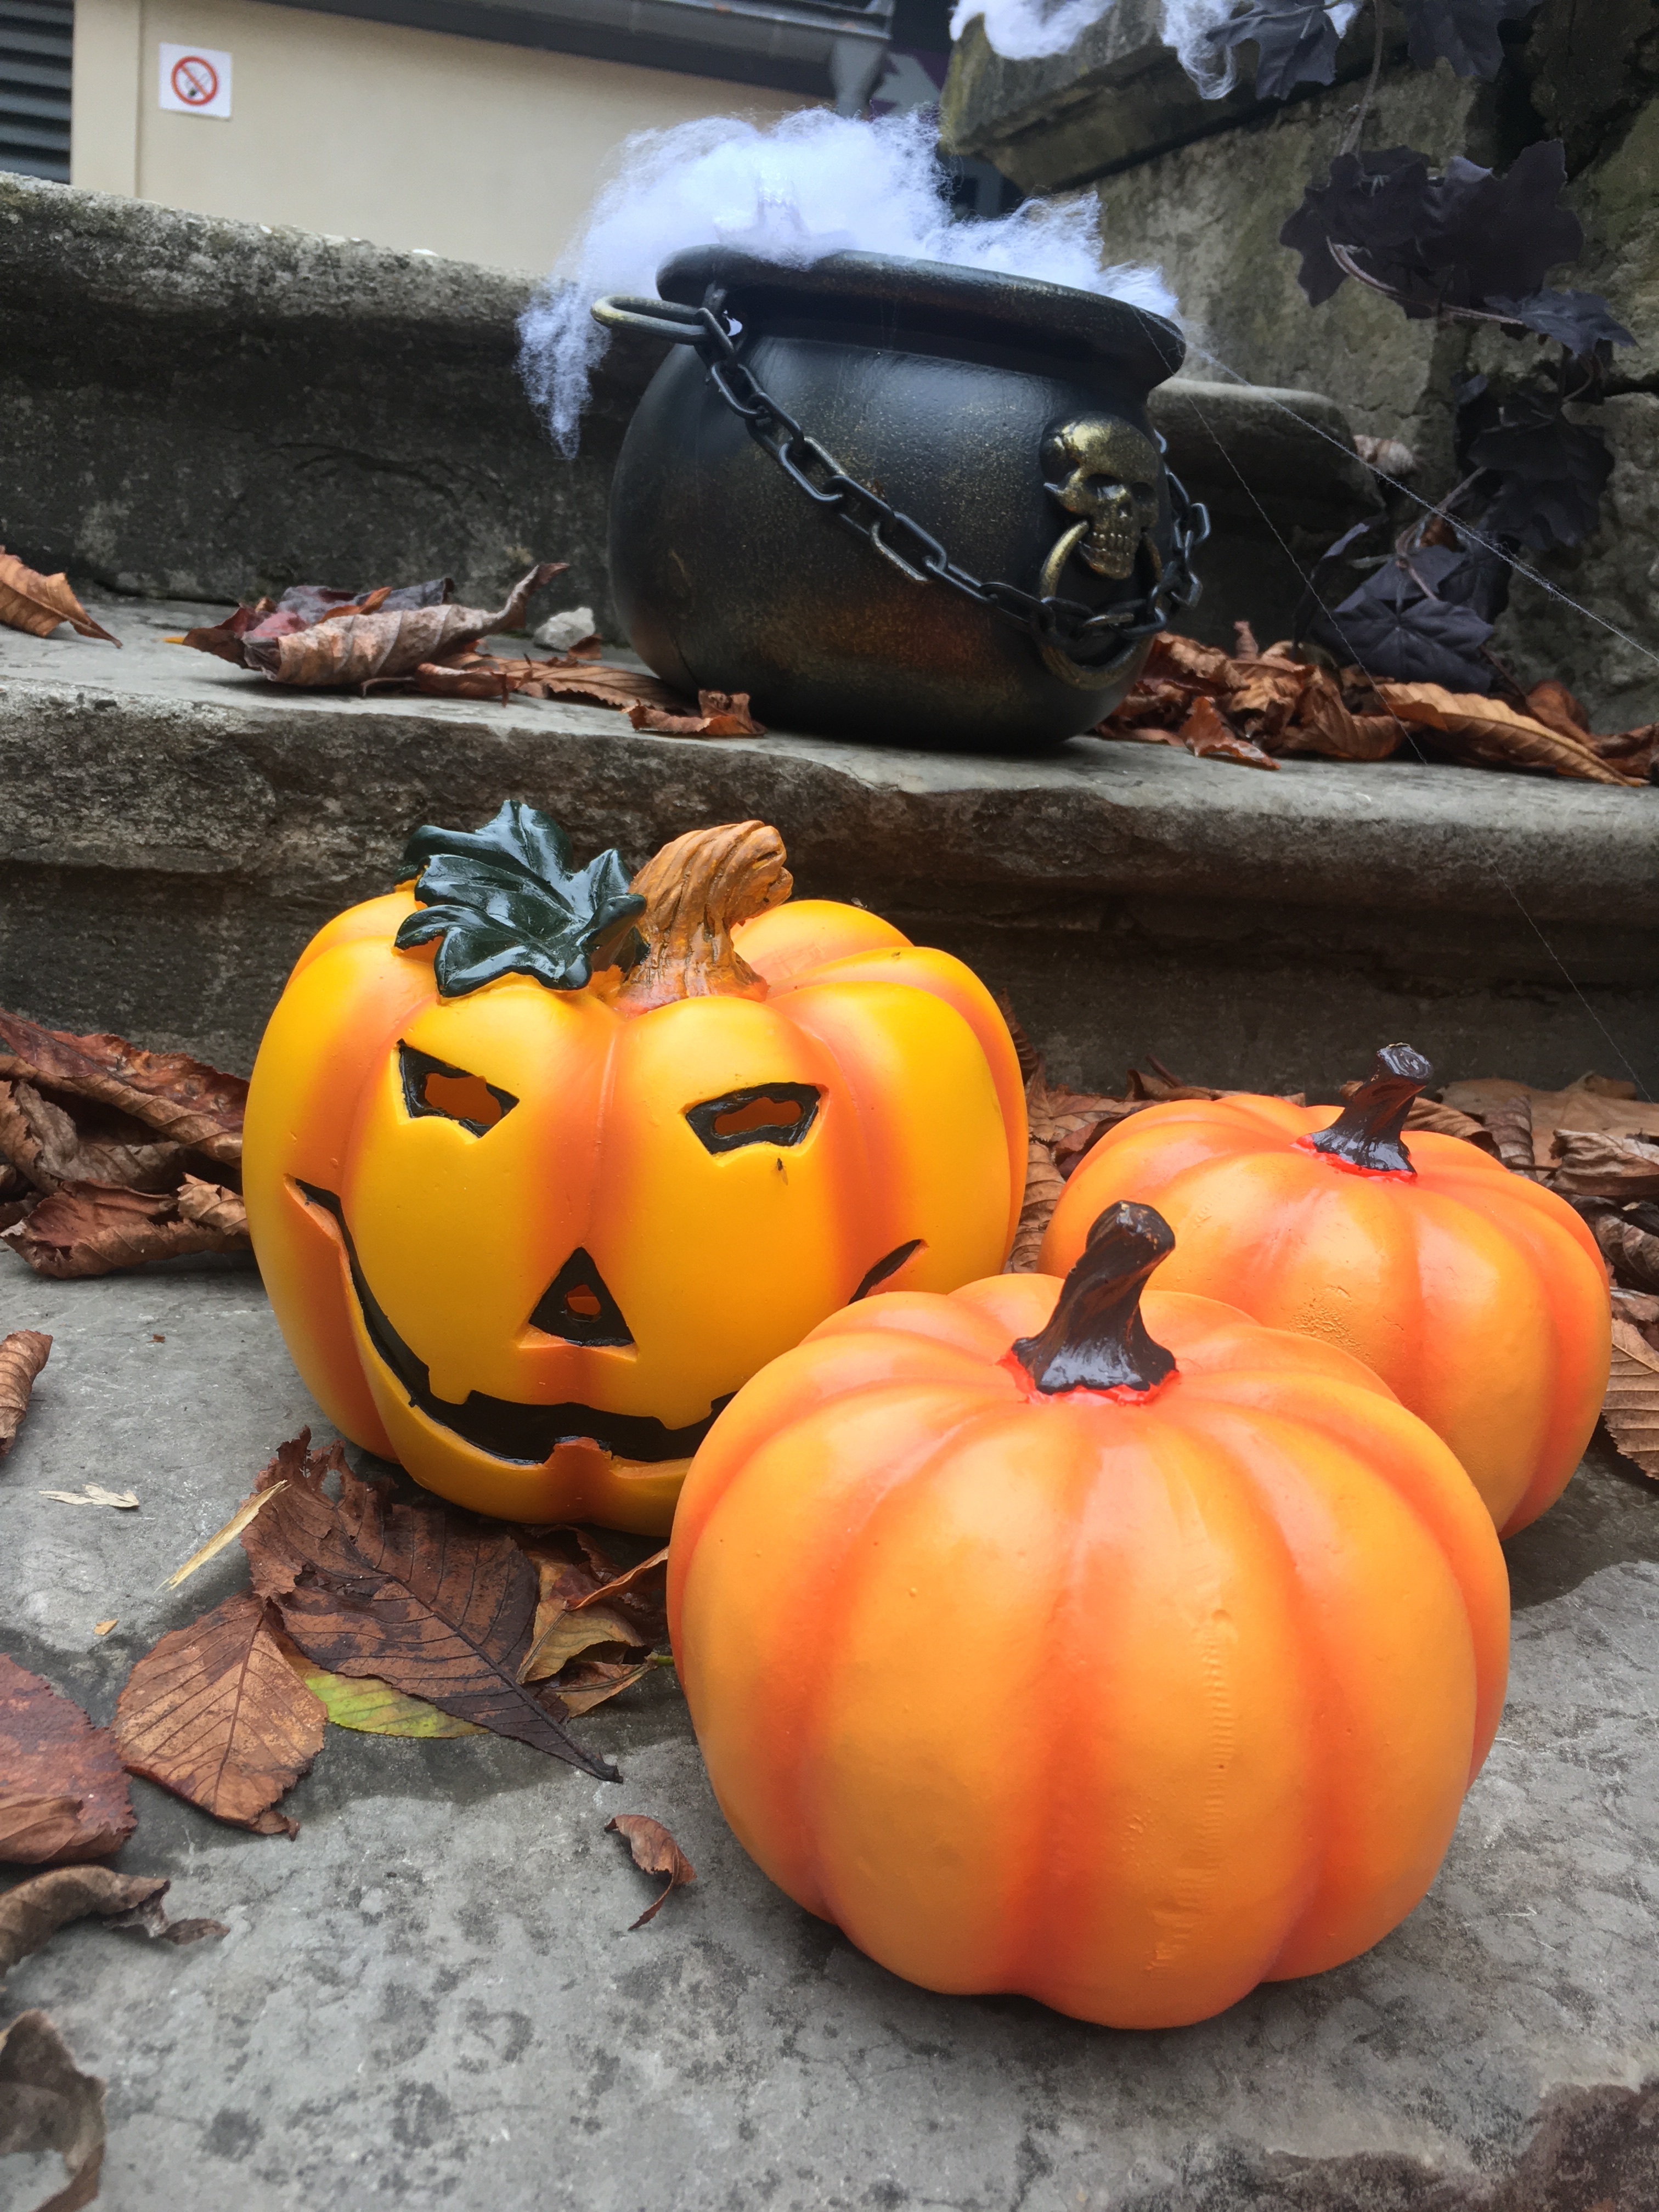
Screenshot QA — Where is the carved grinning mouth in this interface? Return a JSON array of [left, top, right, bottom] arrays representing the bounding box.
[[295, 1182, 730, 1466]]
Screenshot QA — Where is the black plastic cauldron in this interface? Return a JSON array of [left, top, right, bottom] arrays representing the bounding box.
[[595, 247, 1200, 749]]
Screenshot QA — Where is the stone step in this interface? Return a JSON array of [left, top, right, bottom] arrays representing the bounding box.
[[3, 590, 1654, 1096]]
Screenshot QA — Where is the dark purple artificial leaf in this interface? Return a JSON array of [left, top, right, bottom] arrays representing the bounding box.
[[1398, 0, 1539, 79], [1207, 2, 1345, 100], [1469, 393, 1613, 551], [1328, 562, 1496, 690], [1485, 288, 1635, 358], [1280, 140, 1583, 317]]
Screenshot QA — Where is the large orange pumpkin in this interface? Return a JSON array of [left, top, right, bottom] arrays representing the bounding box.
[[1040, 1044, 1611, 1535], [669, 1201, 1509, 2029], [243, 806, 1024, 1531]]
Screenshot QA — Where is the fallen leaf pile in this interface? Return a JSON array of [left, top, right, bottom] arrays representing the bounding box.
[[111, 1432, 679, 1838], [0, 1010, 249, 1277], [1004, 1006, 1659, 1479], [0, 1329, 50, 1459], [0, 548, 119, 646], [170, 557, 768, 738], [1097, 629, 1657, 786]]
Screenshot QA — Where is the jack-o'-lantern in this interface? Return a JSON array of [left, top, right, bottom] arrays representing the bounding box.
[[669, 1202, 1508, 2028], [1040, 1045, 1611, 1534], [242, 805, 1025, 1530]]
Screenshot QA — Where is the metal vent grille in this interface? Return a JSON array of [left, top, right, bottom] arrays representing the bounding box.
[[1, 0, 72, 183]]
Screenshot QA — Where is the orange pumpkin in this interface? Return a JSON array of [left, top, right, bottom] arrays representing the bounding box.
[[669, 1201, 1509, 2030], [1040, 1044, 1611, 1535], [243, 808, 1025, 1531]]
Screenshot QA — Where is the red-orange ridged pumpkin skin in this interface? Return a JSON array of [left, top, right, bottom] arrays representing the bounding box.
[[1039, 1050, 1610, 1536], [669, 1207, 1509, 2030]]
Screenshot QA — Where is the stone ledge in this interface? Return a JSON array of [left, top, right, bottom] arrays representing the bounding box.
[[3, 593, 1655, 1094]]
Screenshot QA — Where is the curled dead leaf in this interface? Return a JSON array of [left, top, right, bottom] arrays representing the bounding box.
[[2, 1178, 249, 1278], [1604, 1321, 1659, 1479], [1592, 1212, 1659, 1295], [1375, 683, 1641, 785], [1011, 1133, 1065, 1272], [115, 1590, 326, 1835], [1550, 1128, 1659, 1200], [241, 561, 565, 686], [1177, 695, 1278, 770], [0, 1012, 245, 1163], [0, 549, 119, 645], [0, 2008, 106, 2212], [0, 1078, 183, 1194], [38, 1486, 138, 1509], [627, 690, 766, 738], [606, 1813, 695, 1929], [0, 1866, 221, 1988], [0, 1329, 51, 1460], [0, 1656, 135, 1867], [1444, 1076, 1659, 1172]]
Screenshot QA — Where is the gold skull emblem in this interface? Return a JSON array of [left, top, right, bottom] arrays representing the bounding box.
[[1042, 418, 1162, 582]]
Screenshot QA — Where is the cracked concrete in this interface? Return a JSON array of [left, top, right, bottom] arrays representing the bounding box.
[[3, 1250, 1658, 2208]]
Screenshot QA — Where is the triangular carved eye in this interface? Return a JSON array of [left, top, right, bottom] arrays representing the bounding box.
[[528, 1248, 634, 1347], [399, 1042, 517, 1136], [685, 1084, 821, 1154]]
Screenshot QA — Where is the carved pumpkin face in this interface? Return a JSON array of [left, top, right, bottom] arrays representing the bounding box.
[[243, 808, 1025, 1531]]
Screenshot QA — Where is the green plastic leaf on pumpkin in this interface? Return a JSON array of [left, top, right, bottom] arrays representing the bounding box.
[[395, 800, 646, 997]]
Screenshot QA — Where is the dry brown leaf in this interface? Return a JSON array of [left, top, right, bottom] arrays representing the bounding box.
[[115, 1590, 326, 1835], [1143, 632, 1235, 690], [1612, 1288, 1659, 1347], [1604, 1321, 1659, 1478], [1011, 1133, 1065, 1272], [93, 1622, 116, 1638], [240, 1432, 615, 1776], [557, 1658, 656, 1716], [0, 1011, 245, 1162], [1593, 1212, 1659, 1295], [1550, 1128, 1659, 1200], [1275, 665, 1401, 761], [1525, 678, 1590, 740], [39, 1486, 138, 1509], [1233, 619, 1262, 657], [628, 689, 766, 738], [0, 1329, 50, 1459], [1178, 695, 1278, 770], [2, 1178, 250, 1277], [162, 1482, 284, 1589], [411, 659, 514, 702], [993, 995, 1040, 1087], [1375, 683, 1641, 785], [0, 2007, 106, 2211], [519, 1602, 650, 1685], [0, 549, 119, 645], [242, 561, 564, 686], [0, 1868, 222, 1995], [0, 1078, 183, 1194], [174, 1175, 249, 1239], [606, 1813, 695, 1929], [1097, 675, 1193, 732], [0, 1656, 135, 1867], [1444, 1077, 1659, 1171]]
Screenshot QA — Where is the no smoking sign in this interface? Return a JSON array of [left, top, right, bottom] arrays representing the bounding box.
[[158, 42, 232, 117]]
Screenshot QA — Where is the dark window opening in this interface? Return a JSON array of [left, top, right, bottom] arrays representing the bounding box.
[[1, 0, 73, 183]]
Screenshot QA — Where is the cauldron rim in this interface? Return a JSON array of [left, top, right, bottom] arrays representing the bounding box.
[[654, 246, 1184, 390]]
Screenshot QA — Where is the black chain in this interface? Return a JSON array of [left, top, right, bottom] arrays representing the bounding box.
[[662, 291, 1210, 675]]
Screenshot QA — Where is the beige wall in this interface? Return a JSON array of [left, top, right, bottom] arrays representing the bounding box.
[[71, 0, 810, 270]]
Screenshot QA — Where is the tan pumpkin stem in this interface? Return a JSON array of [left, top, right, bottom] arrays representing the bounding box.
[[614, 821, 792, 1014]]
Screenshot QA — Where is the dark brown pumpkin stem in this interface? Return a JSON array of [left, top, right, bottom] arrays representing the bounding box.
[[1012, 1201, 1177, 1397], [1309, 1042, 1434, 1176]]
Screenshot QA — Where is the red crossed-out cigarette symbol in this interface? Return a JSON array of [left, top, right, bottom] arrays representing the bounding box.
[[171, 54, 219, 104]]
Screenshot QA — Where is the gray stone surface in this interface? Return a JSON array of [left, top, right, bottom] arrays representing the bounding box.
[[3, 1251, 1659, 2208], [3, 589, 1656, 1098], [0, 175, 650, 622]]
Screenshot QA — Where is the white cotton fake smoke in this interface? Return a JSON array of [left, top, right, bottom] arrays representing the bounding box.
[[518, 109, 1179, 457], [950, 0, 1358, 95]]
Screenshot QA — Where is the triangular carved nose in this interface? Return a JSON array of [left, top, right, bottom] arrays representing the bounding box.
[[528, 1248, 634, 1347]]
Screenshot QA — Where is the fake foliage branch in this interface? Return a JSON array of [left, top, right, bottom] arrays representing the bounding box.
[[396, 801, 646, 996], [1212, 0, 1634, 695]]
